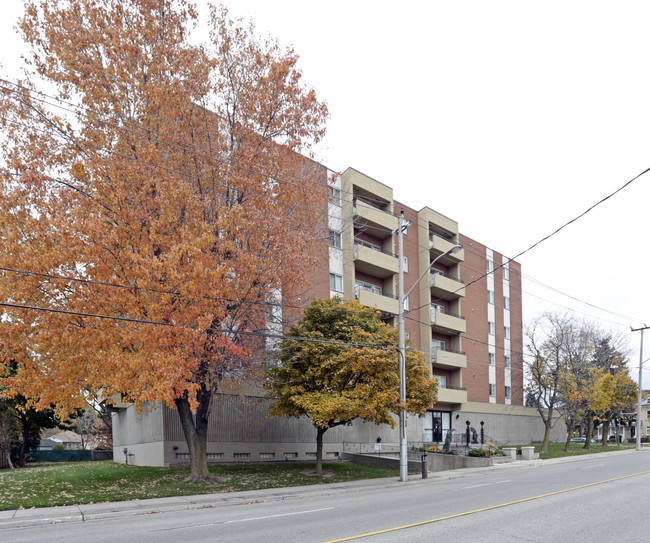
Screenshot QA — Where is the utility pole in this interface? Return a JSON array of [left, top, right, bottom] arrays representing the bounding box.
[[632, 325, 648, 452], [395, 210, 461, 483], [397, 211, 409, 483]]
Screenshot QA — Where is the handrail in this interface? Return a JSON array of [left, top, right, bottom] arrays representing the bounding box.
[[438, 384, 466, 391], [354, 238, 396, 258], [429, 232, 457, 244], [431, 307, 465, 320], [432, 348, 466, 356], [430, 269, 464, 284]]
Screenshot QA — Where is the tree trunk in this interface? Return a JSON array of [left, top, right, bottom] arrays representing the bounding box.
[[564, 421, 573, 452], [315, 426, 327, 475], [540, 407, 553, 453], [601, 420, 610, 447], [174, 385, 212, 481], [18, 412, 30, 467], [4, 450, 13, 469], [583, 412, 594, 450]]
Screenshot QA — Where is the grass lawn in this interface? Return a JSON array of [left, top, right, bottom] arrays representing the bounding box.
[[0, 461, 399, 511], [536, 441, 637, 459]]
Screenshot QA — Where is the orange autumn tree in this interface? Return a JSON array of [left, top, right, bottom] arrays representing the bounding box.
[[0, 0, 328, 479], [266, 298, 437, 475]]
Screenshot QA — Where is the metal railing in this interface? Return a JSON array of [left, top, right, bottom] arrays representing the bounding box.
[[429, 232, 458, 245], [438, 384, 467, 391], [430, 307, 465, 320], [354, 238, 396, 258], [354, 197, 389, 213], [432, 347, 466, 356], [430, 270, 464, 283]]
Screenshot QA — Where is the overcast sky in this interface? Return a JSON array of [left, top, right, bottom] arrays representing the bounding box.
[[1, 1, 649, 377]]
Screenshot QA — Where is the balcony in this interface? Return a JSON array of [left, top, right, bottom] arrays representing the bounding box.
[[432, 349, 467, 370], [436, 385, 467, 405], [356, 287, 399, 315], [353, 199, 398, 239], [354, 241, 399, 278], [429, 234, 464, 263], [430, 308, 466, 334], [430, 271, 465, 299]]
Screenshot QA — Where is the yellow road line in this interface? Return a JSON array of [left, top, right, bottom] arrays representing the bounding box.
[[323, 469, 650, 542]]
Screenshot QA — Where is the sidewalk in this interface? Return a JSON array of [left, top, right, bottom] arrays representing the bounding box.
[[1, 447, 646, 530]]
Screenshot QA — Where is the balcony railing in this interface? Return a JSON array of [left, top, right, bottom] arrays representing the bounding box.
[[355, 286, 399, 315], [354, 238, 395, 257], [429, 232, 456, 244], [438, 384, 466, 391], [430, 307, 464, 321], [354, 196, 387, 212], [430, 269, 463, 283], [432, 347, 465, 356]]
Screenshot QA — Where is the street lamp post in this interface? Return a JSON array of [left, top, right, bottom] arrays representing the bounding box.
[[633, 326, 647, 451], [397, 211, 461, 482]]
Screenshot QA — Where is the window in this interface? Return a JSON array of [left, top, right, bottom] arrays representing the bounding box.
[[328, 230, 341, 249], [328, 185, 341, 206], [329, 273, 343, 293], [402, 256, 409, 273], [487, 259, 494, 273], [489, 353, 495, 366], [488, 321, 495, 335], [404, 295, 410, 311], [504, 355, 511, 369], [487, 290, 495, 304], [503, 267, 510, 281], [432, 303, 445, 314], [436, 375, 447, 388], [504, 326, 511, 339], [505, 386, 511, 399], [504, 296, 510, 310], [489, 383, 496, 396]]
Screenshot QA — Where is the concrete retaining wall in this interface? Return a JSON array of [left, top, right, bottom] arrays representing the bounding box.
[[342, 452, 423, 472]]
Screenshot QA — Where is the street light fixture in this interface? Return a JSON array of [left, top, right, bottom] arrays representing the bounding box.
[[397, 212, 461, 483]]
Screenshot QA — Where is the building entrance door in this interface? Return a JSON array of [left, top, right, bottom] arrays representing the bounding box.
[[425, 410, 451, 443]]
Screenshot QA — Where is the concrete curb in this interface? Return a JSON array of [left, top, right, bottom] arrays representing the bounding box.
[[1, 447, 647, 530]]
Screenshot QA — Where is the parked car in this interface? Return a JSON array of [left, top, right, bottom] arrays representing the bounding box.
[[570, 437, 586, 442]]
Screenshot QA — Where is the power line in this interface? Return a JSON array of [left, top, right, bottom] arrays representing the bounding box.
[[0, 266, 385, 318], [0, 301, 396, 351], [4, 80, 648, 346]]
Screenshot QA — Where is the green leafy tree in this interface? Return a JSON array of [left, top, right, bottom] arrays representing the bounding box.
[[590, 370, 637, 445], [265, 298, 437, 475], [1, 359, 60, 466], [587, 335, 631, 446]]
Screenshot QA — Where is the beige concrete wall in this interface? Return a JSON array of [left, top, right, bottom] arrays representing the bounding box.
[[112, 402, 164, 447], [454, 403, 566, 445], [112, 395, 564, 467], [113, 441, 165, 467]]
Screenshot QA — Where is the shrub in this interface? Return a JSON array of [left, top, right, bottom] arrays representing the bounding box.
[[427, 445, 441, 453], [51, 444, 65, 451], [468, 448, 488, 457]]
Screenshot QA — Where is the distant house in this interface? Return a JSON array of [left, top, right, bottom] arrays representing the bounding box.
[[38, 438, 58, 451], [48, 430, 83, 450]]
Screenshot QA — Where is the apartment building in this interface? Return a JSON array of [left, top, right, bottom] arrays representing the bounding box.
[[328, 167, 544, 446], [112, 164, 564, 466]]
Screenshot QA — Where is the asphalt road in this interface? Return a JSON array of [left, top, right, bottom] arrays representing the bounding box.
[[2, 450, 649, 542]]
